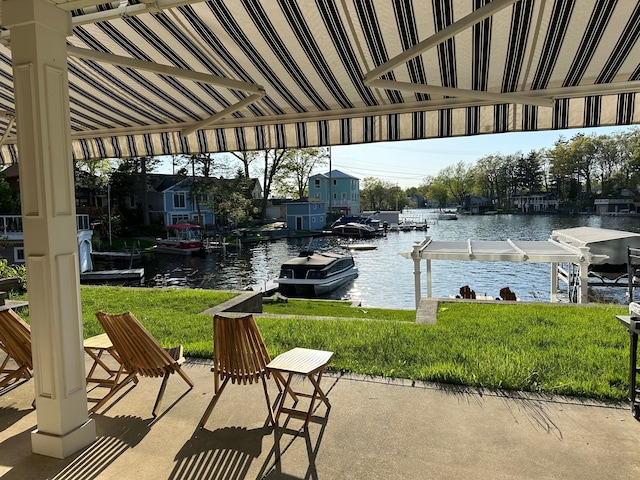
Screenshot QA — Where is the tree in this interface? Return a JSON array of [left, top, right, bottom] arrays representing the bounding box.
[[74, 157, 113, 208], [426, 180, 449, 208], [0, 174, 19, 214], [258, 148, 289, 222], [110, 156, 161, 225], [360, 177, 407, 210], [207, 175, 256, 228], [435, 161, 474, 205], [514, 150, 543, 193], [569, 133, 597, 197], [230, 150, 259, 178], [273, 148, 329, 199], [547, 137, 577, 204], [593, 134, 622, 195]]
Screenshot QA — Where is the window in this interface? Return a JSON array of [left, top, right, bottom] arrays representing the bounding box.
[[315, 193, 320, 199], [192, 193, 209, 204], [173, 191, 186, 209], [171, 214, 189, 224], [333, 179, 337, 186], [314, 179, 320, 188], [14, 247, 25, 263]]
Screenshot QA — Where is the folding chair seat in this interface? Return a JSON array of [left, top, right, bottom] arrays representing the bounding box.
[[92, 311, 194, 417]]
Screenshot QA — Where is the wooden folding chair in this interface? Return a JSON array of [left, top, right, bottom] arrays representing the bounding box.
[[92, 311, 194, 417], [0, 309, 33, 389], [199, 314, 286, 428]]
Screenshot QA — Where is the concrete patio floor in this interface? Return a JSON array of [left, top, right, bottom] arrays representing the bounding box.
[[1, 356, 640, 480]]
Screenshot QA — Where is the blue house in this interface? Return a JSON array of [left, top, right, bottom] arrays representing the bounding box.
[[285, 199, 327, 231], [161, 178, 215, 227], [309, 170, 360, 214]]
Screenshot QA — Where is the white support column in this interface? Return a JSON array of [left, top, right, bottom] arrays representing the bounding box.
[[5, 0, 96, 458], [411, 242, 422, 308], [550, 262, 558, 302], [426, 259, 432, 298], [579, 248, 590, 304]]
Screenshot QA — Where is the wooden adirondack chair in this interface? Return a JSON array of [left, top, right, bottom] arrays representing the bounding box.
[[0, 309, 33, 389], [93, 311, 194, 417], [199, 314, 284, 428]]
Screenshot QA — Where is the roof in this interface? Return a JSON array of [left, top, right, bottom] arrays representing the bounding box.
[[400, 236, 609, 264], [2, 1, 640, 162], [310, 170, 359, 180]]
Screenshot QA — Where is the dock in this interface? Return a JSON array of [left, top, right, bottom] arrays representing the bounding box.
[[80, 268, 145, 282]]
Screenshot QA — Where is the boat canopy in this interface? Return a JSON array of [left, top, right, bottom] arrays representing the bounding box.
[[551, 227, 640, 268], [400, 235, 610, 306], [166, 224, 203, 230]]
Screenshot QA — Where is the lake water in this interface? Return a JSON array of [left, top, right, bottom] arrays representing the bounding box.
[[99, 211, 640, 309]]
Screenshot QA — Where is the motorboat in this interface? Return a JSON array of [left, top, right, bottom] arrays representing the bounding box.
[[275, 250, 358, 297], [437, 212, 458, 220], [332, 222, 382, 237], [331, 215, 381, 229], [155, 223, 204, 255]]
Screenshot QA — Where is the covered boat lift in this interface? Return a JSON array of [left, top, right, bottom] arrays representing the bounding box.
[[401, 235, 610, 307]]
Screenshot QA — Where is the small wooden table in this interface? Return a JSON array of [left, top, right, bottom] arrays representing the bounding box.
[[266, 347, 334, 427], [84, 333, 122, 386]]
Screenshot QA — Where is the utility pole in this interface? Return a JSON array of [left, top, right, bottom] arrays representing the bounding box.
[[328, 146, 332, 216]]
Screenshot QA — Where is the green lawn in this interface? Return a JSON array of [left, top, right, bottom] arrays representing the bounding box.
[[14, 286, 632, 401]]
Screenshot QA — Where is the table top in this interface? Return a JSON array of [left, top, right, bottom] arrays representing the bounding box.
[[83, 332, 113, 349], [616, 315, 640, 334], [267, 347, 334, 375]]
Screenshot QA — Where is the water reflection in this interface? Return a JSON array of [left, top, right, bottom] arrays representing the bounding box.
[[95, 211, 640, 309]]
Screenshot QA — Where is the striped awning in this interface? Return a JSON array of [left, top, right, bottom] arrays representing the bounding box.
[[1, 0, 640, 163]]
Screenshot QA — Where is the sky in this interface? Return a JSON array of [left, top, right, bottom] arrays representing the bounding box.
[[328, 125, 633, 189], [155, 124, 634, 190]]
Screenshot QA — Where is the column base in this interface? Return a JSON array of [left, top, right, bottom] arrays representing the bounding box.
[[31, 419, 96, 459]]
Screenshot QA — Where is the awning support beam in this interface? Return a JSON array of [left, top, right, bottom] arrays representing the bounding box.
[[67, 46, 264, 95], [363, 0, 518, 83], [181, 92, 265, 136], [368, 79, 555, 108]]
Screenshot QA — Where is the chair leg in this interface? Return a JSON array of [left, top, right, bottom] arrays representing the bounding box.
[[0, 366, 29, 389], [152, 373, 170, 417], [198, 377, 229, 428], [261, 375, 275, 426], [175, 366, 195, 388], [89, 371, 137, 413]]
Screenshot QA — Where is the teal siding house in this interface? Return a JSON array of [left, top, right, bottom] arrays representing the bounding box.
[[309, 170, 360, 214], [285, 200, 327, 231]]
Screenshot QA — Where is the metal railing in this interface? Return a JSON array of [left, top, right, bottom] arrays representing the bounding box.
[[0, 214, 91, 238]]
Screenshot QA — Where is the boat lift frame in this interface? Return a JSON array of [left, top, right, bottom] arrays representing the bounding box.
[[401, 235, 609, 308]]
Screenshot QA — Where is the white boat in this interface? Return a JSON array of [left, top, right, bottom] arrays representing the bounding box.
[[274, 250, 358, 297], [155, 223, 204, 255], [437, 212, 458, 220]]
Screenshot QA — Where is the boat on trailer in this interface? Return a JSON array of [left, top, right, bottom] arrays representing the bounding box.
[[275, 250, 358, 297], [155, 223, 204, 255]]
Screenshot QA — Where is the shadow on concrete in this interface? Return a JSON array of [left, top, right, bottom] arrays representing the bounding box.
[[169, 425, 272, 480]]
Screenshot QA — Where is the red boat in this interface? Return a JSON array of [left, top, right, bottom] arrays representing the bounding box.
[[155, 223, 204, 255]]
